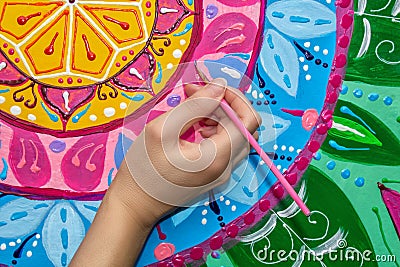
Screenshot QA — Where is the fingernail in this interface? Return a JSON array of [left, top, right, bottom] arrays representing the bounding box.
[[211, 78, 227, 97]]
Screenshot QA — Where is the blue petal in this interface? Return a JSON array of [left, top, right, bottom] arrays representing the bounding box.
[[171, 205, 197, 227], [73, 201, 101, 223], [42, 202, 85, 267], [259, 30, 299, 97], [267, 0, 336, 39], [0, 197, 54, 238], [114, 133, 133, 169], [258, 112, 291, 145]]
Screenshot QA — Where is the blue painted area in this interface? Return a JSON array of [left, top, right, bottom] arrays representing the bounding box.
[[340, 106, 376, 134], [267, 34, 274, 49], [368, 93, 379, 101], [353, 88, 363, 98], [224, 53, 250, 60], [383, 96, 393, 106], [272, 11, 285, 18], [41, 102, 59, 122], [260, 29, 298, 96], [329, 140, 370, 151], [272, 123, 283, 128], [267, 0, 336, 39], [242, 186, 254, 197], [0, 158, 8, 180], [341, 169, 351, 179], [83, 204, 98, 213], [314, 19, 332, 25], [61, 252, 67, 267], [313, 151, 321, 160], [326, 160, 336, 170], [187, 0, 193, 5], [61, 228, 68, 249], [173, 23, 193, 36], [355, 177, 365, 187], [155, 62, 162, 83], [72, 104, 91, 123], [315, 19, 331, 25], [341, 84, 348, 94], [283, 74, 291, 88], [0, 89, 10, 94], [108, 168, 114, 186], [289, 16, 310, 23], [0, 221, 6, 227], [10, 211, 28, 221], [34, 203, 49, 209], [60, 208, 67, 223], [274, 54, 284, 72], [114, 133, 133, 169], [121, 92, 144, 101]]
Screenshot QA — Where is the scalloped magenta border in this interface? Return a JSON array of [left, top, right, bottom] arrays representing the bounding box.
[[149, 0, 355, 266]]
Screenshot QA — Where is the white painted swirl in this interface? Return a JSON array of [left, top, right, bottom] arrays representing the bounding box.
[[375, 40, 400, 65]]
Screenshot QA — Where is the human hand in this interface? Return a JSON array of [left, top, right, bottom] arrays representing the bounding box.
[[115, 79, 261, 226], [70, 79, 261, 267]]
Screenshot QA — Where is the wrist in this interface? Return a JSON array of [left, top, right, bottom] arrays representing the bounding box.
[[107, 161, 173, 229]]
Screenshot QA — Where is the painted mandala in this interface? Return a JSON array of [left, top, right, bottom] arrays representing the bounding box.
[[2, 0, 398, 267]]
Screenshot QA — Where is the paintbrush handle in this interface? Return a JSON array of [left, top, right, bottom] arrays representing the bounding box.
[[220, 100, 310, 216]]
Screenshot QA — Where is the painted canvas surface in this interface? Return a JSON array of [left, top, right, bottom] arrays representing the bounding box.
[[0, 0, 398, 266]]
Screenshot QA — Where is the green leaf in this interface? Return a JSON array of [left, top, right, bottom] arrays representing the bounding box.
[[321, 100, 400, 166], [331, 116, 382, 147]]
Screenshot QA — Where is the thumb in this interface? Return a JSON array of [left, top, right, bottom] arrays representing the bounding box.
[[184, 78, 226, 99]]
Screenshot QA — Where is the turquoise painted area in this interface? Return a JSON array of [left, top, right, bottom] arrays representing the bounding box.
[[121, 92, 144, 101], [40, 102, 59, 122], [173, 23, 193, 36], [72, 104, 91, 123]]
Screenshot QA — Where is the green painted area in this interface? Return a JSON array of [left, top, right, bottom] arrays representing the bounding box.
[[222, 166, 376, 266], [312, 79, 400, 266], [346, 0, 400, 86], [313, 151, 400, 266]]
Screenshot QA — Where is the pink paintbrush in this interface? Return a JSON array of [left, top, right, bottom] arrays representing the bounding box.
[[194, 62, 311, 217]]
